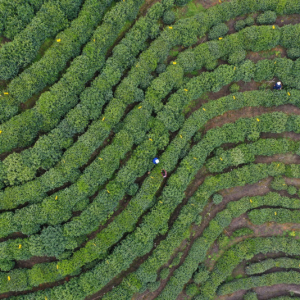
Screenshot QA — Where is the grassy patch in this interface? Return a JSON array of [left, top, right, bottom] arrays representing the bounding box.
[[169, 50, 179, 57], [32, 38, 55, 64], [174, 2, 205, 20]]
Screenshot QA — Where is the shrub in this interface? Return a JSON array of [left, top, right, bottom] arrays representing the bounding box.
[[147, 281, 160, 292], [257, 10, 277, 25], [171, 252, 183, 266], [245, 16, 255, 26], [208, 23, 229, 40], [244, 291, 258, 300], [186, 283, 198, 296], [271, 175, 288, 190], [160, 268, 169, 280], [156, 63, 167, 74], [0, 260, 15, 271], [287, 185, 297, 195], [232, 227, 253, 237], [175, 0, 191, 6], [163, 10, 175, 25], [234, 19, 245, 31], [194, 265, 209, 284], [212, 193, 223, 205], [126, 183, 139, 196], [229, 83, 240, 93], [287, 48, 300, 59], [228, 50, 246, 65]]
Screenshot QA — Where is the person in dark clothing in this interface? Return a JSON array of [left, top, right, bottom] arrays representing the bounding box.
[[161, 169, 167, 178], [273, 81, 282, 90]]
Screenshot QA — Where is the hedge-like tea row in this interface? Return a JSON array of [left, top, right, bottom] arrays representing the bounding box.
[[0, 0, 115, 123], [218, 271, 300, 295], [3, 22, 299, 192], [0, 0, 83, 80], [135, 185, 292, 299], [198, 238, 300, 299], [1, 110, 297, 292], [0, 0, 45, 39], [0, 0, 144, 155], [44, 110, 300, 299], [6, 0, 300, 298], [0, 61, 296, 239], [206, 138, 298, 173], [0, 77, 299, 256], [249, 208, 300, 224], [0, 0, 170, 188], [2, 1, 300, 184], [1, 54, 299, 209], [246, 257, 300, 275]]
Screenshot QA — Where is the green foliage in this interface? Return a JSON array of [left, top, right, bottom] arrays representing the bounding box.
[[7, 1, 300, 299], [257, 10, 277, 25], [0, 260, 15, 271], [228, 50, 247, 65], [245, 16, 255, 26], [0, 0, 45, 39], [287, 48, 300, 59], [229, 83, 240, 93], [244, 291, 258, 300], [246, 257, 300, 275], [212, 193, 223, 205], [163, 10, 175, 24], [186, 283, 198, 296], [287, 185, 297, 195], [235, 19, 246, 31], [208, 23, 229, 40], [160, 268, 169, 279], [156, 63, 167, 74], [232, 227, 253, 237], [194, 265, 209, 284], [271, 175, 288, 190], [147, 281, 160, 292]]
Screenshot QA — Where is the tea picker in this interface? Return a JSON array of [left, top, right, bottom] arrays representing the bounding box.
[[152, 157, 168, 178], [152, 157, 159, 164], [273, 81, 282, 90]]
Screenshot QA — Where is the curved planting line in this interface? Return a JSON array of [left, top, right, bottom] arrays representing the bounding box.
[[195, 237, 300, 299], [4, 0, 300, 298], [0, 0, 45, 39], [0, 0, 115, 123], [0, 0, 83, 80], [1, 136, 299, 283], [218, 271, 300, 296], [2, 1, 300, 186], [1, 77, 300, 267], [1, 54, 299, 214], [206, 137, 298, 174], [7, 113, 300, 297], [0, 61, 298, 245], [0, 0, 144, 155], [122, 109, 300, 299], [246, 257, 300, 275], [0, 0, 170, 188], [249, 208, 300, 225]]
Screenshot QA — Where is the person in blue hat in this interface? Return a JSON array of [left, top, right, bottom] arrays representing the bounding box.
[[273, 81, 282, 90], [152, 157, 159, 164]]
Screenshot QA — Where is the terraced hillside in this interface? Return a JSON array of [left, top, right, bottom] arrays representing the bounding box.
[[2, 0, 300, 299]]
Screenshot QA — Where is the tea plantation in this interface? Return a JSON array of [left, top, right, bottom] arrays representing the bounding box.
[[1, 0, 300, 299]]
